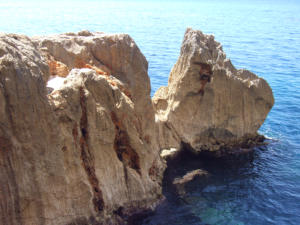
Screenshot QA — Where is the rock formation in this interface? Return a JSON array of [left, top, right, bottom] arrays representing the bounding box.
[[0, 28, 274, 225], [153, 28, 274, 154], [173, 169, 209, 195], [0, 31, 164, 225]]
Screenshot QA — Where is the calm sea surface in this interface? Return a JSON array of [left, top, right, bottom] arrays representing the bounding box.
[[1, 0, 300, 224]]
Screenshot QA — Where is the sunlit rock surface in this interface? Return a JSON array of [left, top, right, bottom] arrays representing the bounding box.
[[153, 28, 274, 153], [0, 31, 164, 225]]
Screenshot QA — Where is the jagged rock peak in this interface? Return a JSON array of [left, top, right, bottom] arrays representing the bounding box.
[[153, 28, 274, 153]]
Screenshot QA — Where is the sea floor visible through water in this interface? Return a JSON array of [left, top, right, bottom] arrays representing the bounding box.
[[1, 0, 300, 224]]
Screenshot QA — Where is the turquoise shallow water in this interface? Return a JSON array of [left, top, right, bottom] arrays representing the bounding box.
[[1, 0, 300, 224]]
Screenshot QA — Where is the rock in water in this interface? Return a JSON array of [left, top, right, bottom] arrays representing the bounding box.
[[173, 169, 209, 195], [153, 28, 274, 153], [0, 28, 274, 225], [0, 32, 165, 225]]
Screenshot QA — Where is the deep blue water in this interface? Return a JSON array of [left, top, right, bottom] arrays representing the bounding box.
[[1, 0, 300, 224]]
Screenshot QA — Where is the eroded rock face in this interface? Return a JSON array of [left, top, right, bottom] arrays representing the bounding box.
[[153, 28, 274, 153], [48, 69, 165, 224], [0, 28, 274, 225], [32, 31, 152, 111], [0, 32, 165, 225]]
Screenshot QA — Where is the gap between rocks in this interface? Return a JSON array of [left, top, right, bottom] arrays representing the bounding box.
[[110, 111, 141, 176]]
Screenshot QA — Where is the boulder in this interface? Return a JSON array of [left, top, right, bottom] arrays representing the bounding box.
[[0, 31, 165, 225], [153, 28, 274, 153]]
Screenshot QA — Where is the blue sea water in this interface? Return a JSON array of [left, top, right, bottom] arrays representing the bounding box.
[[1, 0, 300, 224]]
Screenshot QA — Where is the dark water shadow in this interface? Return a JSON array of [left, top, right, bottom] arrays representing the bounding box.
[[133, 143, 272, 225]]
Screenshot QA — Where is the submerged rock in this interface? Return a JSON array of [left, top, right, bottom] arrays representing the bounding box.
[[153, 28, 274, 153], [173, 169, 210, 195]]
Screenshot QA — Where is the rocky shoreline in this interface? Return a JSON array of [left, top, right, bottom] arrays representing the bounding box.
[[0, 28, 274, 225]]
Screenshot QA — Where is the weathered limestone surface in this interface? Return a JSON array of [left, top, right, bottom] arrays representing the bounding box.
[[0, 32, 164, 225], [0, 28, 274, 225], [153, 28, 274, 153]]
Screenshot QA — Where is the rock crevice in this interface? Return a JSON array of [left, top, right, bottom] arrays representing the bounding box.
[[110, 111, 141, 175], [79, 87, 104, 213]]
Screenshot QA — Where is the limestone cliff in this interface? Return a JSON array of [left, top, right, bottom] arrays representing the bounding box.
[[0, 31, 164, 225], [153, 28, 274, 153]]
